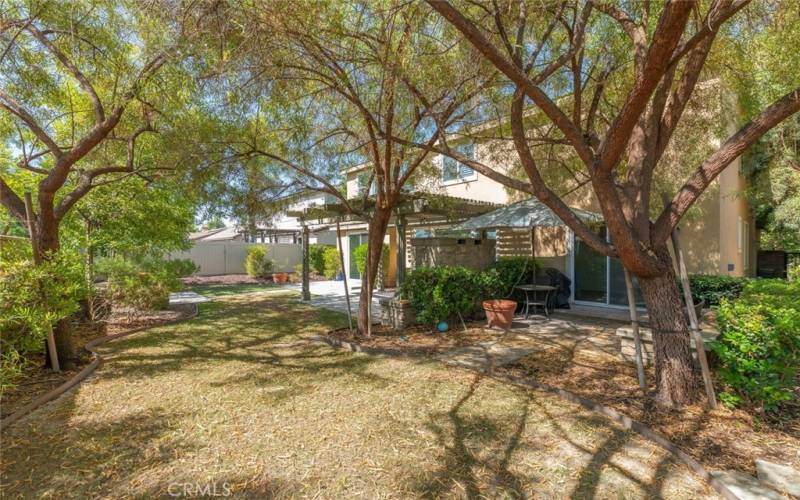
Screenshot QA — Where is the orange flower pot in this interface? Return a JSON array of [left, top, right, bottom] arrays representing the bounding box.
[[482, 299, 517, 329]]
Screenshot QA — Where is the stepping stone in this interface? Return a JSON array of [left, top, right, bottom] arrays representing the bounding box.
[[711, 471, 784, 500], [756, 459, 800, 498], [438, 344, 537, 372], [169, 291, 211, 305]]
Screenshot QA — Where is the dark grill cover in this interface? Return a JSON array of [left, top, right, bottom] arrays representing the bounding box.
[[544, 268, 571, 309]]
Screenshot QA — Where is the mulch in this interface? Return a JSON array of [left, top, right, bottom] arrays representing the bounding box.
[[0, 305, 194, 420], [328, 320, 800, 476], [327, 323, 506, 357]]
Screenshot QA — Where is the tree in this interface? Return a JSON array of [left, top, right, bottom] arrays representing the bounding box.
[[202, 0, 495, 333], [0, 1, 192, 364], [420, 0, 800, 407]]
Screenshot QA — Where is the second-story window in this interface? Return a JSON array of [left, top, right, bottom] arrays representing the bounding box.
[[442, 143, 476, 184], [356, 172, 377, 196]]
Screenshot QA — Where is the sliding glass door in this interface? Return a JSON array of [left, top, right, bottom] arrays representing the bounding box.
[[574, 225, 608, 303], [573, 225, 645, 308]]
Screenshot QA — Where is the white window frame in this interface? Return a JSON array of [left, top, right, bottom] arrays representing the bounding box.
[[441, 143, 478, 185]]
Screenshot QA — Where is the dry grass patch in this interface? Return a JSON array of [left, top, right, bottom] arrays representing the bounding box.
[[1, 291, 715, 498]]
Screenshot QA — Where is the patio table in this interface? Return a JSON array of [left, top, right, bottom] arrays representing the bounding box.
[[515, 284, 556, 319]]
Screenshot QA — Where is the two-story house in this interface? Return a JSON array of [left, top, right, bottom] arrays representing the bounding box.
[[293, 104, 758, 310]]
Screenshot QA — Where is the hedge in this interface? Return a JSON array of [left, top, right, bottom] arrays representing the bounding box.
[[712, 279, 800, 411], [687, 274, 750, 306]]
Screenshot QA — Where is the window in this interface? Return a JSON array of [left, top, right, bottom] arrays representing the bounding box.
[[442, 143, 476, 184], [356, 172, 376, 196]]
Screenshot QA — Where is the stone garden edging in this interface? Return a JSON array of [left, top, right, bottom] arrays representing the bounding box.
[[0, 304, 199, 432], [318, 330, 740, 500]]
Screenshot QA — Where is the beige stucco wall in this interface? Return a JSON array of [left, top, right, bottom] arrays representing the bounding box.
[[344, 141, 514, 205], [717, 155, 757, 277]]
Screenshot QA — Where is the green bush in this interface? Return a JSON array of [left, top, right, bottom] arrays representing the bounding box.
[[1, 251, 86, 393], [353, 242, 390, 276], [309, 244, 332, 275], [244, 246, 274, 278], [687, 274, 750, 306], [163, 258, 199, 278], [401, 266, 486, 325], [96, 255, 187, 311], [322, 247, 342, 279], [712, 279, 800, 411], [487, 257, 538, 297]]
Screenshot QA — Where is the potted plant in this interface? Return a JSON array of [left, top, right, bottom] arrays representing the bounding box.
[[482, 299, 517, 329]]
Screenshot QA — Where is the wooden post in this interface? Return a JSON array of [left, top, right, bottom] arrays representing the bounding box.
[[662, 194, 716, 408], [301, 225, 310, 301], [366, 243, 372, 337], [396, 214, 406, 288], [336, 220, 354, 334], [24, 193, 60, 372], [623, 268, 646, 392]]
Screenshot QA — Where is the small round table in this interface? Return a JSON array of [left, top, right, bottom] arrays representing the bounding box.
[[515, 284, 557, 319]]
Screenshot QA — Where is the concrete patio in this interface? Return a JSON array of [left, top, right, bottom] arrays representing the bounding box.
[[282, 280, 386, 322], [437, 315, 624, 373]]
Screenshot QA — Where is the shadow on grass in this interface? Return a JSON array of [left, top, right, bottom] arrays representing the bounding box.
[[1, 400, 196, 497], [411, 373, 534, 498]]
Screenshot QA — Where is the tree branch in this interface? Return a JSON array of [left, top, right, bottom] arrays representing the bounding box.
[[427, 0, 595, 166], [26, 23, 106, 123], [0, 175, 28, 224], [653, 87, 800, 244]]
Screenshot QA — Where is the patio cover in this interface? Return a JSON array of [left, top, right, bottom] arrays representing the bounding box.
[[453, 197, 602, 231]]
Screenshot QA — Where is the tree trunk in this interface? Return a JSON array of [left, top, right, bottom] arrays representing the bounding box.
[[357, 207, 392, 335], [636, 245, 696, 408], [36, 211, 76, 368]]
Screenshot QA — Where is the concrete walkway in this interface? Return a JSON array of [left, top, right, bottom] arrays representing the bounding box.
[[169, 291, 211, 305], [281, 280, 384, 322]]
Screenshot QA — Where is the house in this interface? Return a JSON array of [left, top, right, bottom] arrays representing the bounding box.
[[188, 193, 340, 246], [294, 100, 758, 311], [189, 227, 244, 242]]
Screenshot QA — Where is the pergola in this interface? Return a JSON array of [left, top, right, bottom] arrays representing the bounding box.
[[287, 193, 501, 332]]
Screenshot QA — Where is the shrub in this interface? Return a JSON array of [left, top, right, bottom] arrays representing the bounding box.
[[163, 258, 199, 278], [96, 255, 187, 311], [401, 266, 485, 325], [487, 257, 538, 297], [1, 251, 86, 393], [322, 247, 342, 279], [712, 279, 800, 411], [687, 274, 750, 306], [244, 246, 273, 278], [309, 244, 332, 275]]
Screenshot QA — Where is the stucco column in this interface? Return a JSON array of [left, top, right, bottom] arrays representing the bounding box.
[[396, 214, 407, 288]]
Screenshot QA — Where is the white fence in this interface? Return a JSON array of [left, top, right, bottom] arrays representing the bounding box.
[[170, 242, 302, 276]]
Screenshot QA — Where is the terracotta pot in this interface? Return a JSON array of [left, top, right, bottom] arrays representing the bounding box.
[[272, 272, 289, 284], [482, 299, 517, 329]]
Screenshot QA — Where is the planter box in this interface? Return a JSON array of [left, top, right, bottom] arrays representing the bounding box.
[[379, 298, 416, 331], [616, 325, 719, 367]]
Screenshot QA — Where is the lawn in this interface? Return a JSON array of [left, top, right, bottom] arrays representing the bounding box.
[[0, 289, 715, 498]]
